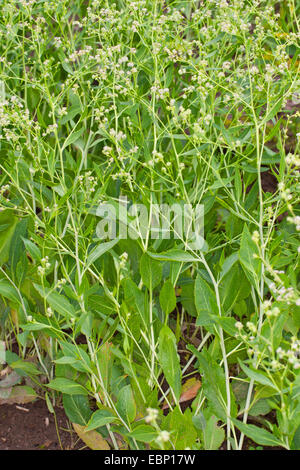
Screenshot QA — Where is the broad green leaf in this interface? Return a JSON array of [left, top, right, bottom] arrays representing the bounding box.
[[195, 275, 218, 325], [86, 410, 118, 431], [162, 407, 197, 449], [232, 419, 283, 447], [0, 211, 18, 266], [249, 398, 272, 417], [203, 414, 225, 450], [148, 249, 201, 262], [54, 356, 79, 365], [22, 238, 41, 261], [59, 341, 92, 372], [180, 281, 197, 317], [9, 218, 28, 280], [0, 280, 20, 304], [127, 424, 157, 443], [34, 284, 77, 319], [47, 378, 88, 395], [86, 238, 119, 269], [140, 253, 162, 290], [220, 253, 239, 278], [61, 127, 84, 150], [60, 105, 81, 125], [238, 360, 278, 390], [10, 360, 41, 376], [211, 316, 238, 337], [159, 280, 176, 315], [63, 394, 92, 425], [239, 225, 261, 282], [292, 426, 300, 450], [116, 384, 136, 424], [77, 311, 93, 337], [158, 325, 181, 402], [123, 278, 146, 324], [96, 342, 114, 395], [192, 348, 237, 422], [219, 264, 250, 313]]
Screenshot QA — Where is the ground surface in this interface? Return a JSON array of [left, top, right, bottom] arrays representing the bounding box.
[[0, 400, 84, 450]]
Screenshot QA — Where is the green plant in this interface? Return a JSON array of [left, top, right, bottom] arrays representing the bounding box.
[[0, 0, 299, 451]]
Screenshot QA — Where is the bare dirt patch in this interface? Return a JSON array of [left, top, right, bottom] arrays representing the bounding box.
[[0, 400, 85, 450]]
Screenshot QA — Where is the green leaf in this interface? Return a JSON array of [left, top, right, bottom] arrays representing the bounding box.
[[219, 264, 250, 313], [292, 426, 300, 450], [77, 311, 93, 337], [0, 210, 18, 266], [10, 360, 41, 376], [9, 218, 28, 280], [127, 424, 157, 443], [63, 394, 92, 425], [261, 96, 283, 125], [203, 414, 225, 450], [159, 280, 176, 315], [47, 378, 88, 395], [232, 419, 283, 447], [239, 225, 261, 283], [123, 278, 146, 324], [180, 281, 197, 317], [22, 238, 41, 262], [238, 360, 278, 390], [211, 316, 238, 337], [162, 407, 197, 449], [60, 105, 81, 125], [59, 341, 92, 372], [34, 284, 77, 319], [86, 238, 119, 269], [116, 384, 136, 424], [140, 253, 162, 290], [158, 325, 181, 402], [195, 275, 218, 325], [193, 349, 237, 422], [54, 356, 79, 365], [96, 342, 114, 393], [61, 127, 84, 150], [86, 409, 118, 431], [147, 249, 201, 262], [249, 398, 272, 417], [0, 280, 20, 304]]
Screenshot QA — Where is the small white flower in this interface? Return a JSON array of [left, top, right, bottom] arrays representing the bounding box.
[[145, 408, 158, 424], [251, 231, 259, 244], [157, 430, 170, 443]]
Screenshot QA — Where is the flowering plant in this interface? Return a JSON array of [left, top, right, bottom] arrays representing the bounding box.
[[0, 0, 299, 451]]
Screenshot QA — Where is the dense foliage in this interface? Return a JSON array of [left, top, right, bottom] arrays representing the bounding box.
[[0, 0, 299, 450]]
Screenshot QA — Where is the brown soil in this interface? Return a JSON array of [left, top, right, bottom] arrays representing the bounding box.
[[261, 170, 277, 194], [0, 400, 85, 450]]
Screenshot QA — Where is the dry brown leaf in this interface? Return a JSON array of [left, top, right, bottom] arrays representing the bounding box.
[[162, 377, 201, 410], [179, 378, 201, 403], [0, 385, 37, 405], [0, 370, 21, 388], [0, 366, 11, 377], [72, 423, 110, 450]]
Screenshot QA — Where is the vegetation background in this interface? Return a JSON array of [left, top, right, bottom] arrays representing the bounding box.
[[0, 0, 299, 450]]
